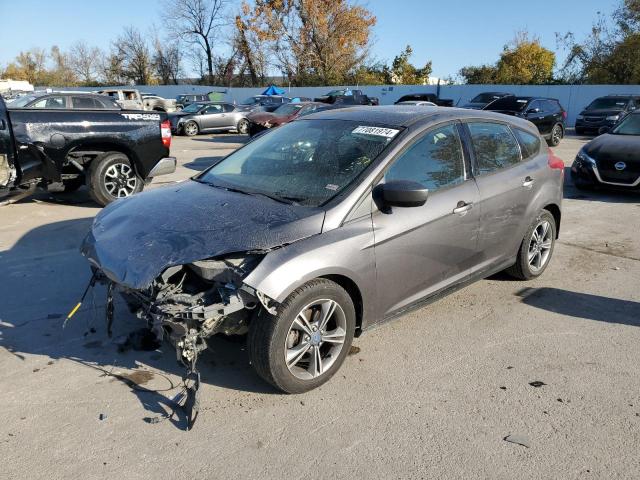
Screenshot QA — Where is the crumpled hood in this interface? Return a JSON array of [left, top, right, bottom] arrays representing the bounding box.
[[584, 133, 640, 163], [81, 180, 325, 289], [247, 112, 276, 124]]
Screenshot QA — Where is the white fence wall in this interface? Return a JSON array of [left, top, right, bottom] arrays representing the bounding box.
[[57, 84, 640, 127]]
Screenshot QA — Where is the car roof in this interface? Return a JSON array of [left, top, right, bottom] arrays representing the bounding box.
[[303, 105, 538, 130]]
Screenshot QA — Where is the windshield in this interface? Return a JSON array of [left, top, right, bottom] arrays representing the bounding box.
[[182, 103, 204, 113], [9, 95, 39, 107], [470, 93, 505, 103], [196, 119, 400, 207], [611, 114, 640, 135], [241, 97, 259, 105], [273, 104, 303, 116], [587, 97, 628, 110], [485, 96, 528, 112]]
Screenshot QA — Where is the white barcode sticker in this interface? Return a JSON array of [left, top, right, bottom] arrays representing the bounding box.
[[352, 126, 400, 138]]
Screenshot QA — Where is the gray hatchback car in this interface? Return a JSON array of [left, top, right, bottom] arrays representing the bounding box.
[[82, 106, 564, 394]]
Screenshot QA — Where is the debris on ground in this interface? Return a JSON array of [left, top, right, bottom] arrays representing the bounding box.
[[503, 434, 530, 448], [529, 381, 546, 388], [98, 413, 107, 421], [348, 346, 361, 355]]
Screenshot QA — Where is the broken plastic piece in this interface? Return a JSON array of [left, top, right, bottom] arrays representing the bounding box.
[[504, 434, 530, 448], [183, 370, 201, 430]]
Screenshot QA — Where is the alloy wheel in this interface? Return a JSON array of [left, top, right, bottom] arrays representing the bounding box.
[[552, 125, 562, 144], [528, 220, 553, 272], [104, 163, 137, 198], [284, 299, 347, 380], [184, 122, 198, 136]]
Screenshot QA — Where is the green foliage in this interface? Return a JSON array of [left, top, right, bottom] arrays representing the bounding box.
[[459, 33, 554, 85], [383, 45, 432, 85]]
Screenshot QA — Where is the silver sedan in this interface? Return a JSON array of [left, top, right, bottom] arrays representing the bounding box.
[[169, 102, 250, 136]]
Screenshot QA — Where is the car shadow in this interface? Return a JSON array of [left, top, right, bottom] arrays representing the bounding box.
[[183, 155, 226, 172], [516, 287, 640, 327], [190, 134, 248, 145], [11, 187, 100, 208], [0, 218, 278, 429]]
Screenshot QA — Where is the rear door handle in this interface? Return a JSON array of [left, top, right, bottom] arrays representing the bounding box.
[[522, 176, 535, 188], [453, 201, 473, 215]]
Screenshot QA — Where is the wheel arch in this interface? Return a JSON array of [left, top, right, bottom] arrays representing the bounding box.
[[543, 203, 561, 238], [319, 274, 364, 336], [67, 142, 141, 176]]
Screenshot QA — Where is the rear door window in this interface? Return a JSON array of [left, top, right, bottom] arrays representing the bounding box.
[[72, 96, 101, 109], [514, 129, 541, 160], [467, 122, 521, 174], [31, 96, 66, 109], [385, 123, 465, 191]]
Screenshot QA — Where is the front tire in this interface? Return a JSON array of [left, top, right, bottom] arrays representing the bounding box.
[[237, 118, 249, 134], [88, 152, 143, 206], [248, 279, 355, 393], [183, 121, 199, 136], [506, 210, 557, 280]]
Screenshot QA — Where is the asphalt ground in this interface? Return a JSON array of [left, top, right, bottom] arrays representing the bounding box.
[[1, 131, 639, 479]]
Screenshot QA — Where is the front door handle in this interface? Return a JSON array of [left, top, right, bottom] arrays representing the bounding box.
[[453, 201, 473, 215], [522, 176, 535, 188]]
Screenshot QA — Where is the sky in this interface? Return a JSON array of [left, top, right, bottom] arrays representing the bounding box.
[[0, 0, 620, 78]]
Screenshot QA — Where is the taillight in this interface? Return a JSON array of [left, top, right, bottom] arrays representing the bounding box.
[[548, 147, 564, 171], [562, 111, 567, 120], [161, 119, 172, 149]]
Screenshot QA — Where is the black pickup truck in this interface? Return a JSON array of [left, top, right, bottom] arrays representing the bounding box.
[[0, 97, 176, 206]]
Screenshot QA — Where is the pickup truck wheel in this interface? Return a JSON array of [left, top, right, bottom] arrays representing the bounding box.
[[183, 121, 199, 136], [248, 279, 355, 394], [88, 152, 143, 206], [505, 210, 556, 280], [237, 119, 249, 134]]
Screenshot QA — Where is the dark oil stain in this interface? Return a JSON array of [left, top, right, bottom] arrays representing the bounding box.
[[348, 346, 361, 356], [32, 368, 40, 373]]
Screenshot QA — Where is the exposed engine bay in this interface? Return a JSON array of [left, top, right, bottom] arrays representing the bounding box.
[[114, 254, 270, 365], [84, 253, 276, 429]]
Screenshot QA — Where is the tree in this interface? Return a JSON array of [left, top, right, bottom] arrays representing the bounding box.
[[459, 32, 554, 85], [238, 0, 376, 86], [69, 42, 102, 85], [383, 45, 432, 84], [494, 32, 555, 84], [557, 1, 640, 84], [113, 26, 154, 84], [49, 46, 76, 86], [459, 64, 498, 84], [153, 38, 182, 84], [163, 0, 227, 83]]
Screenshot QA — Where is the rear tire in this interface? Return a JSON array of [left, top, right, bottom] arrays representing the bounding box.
[[248, 279, 355, 394], [88, 152, 143, 206], [547, 124, 564, 146], [505, 210, 557, 280]]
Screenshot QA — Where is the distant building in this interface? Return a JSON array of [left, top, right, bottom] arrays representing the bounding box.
[[0, 79, 35, 94]]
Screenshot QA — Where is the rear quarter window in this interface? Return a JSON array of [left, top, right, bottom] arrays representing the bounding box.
[[514, 129, 541, 160], [467, 122, 521, 174]]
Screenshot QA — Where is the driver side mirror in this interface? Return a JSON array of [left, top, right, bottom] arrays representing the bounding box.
[[373, 180, 429, 209], [525, 107, 540, 115]]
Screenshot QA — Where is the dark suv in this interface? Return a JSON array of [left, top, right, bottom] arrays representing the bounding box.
[[575, 95, 640, 135], [176, 94, 210, 110], [483, 96, 566, 146]]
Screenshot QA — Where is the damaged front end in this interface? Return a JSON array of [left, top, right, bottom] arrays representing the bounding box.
[[115, 253, 268, 366]]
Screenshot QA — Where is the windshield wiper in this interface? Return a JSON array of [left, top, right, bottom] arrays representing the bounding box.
[[195, 180, 302, 205]]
